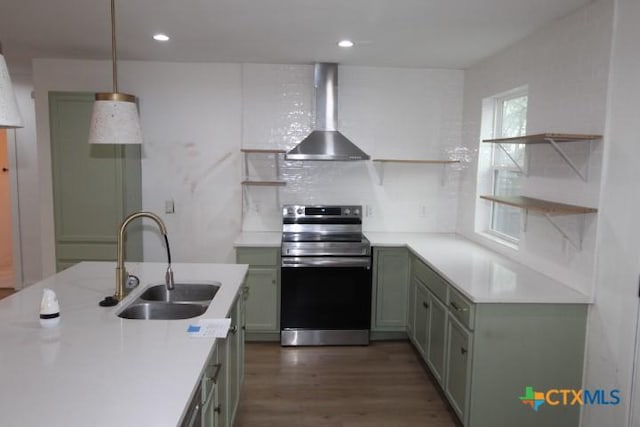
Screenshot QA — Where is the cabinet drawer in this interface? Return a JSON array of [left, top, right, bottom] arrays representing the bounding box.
[[413, 257, 447, 303], [236, 248, 278, 266], [448, 287, 475, 330]]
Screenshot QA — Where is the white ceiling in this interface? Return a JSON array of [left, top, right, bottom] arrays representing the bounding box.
[[0, 0, 594, 72]]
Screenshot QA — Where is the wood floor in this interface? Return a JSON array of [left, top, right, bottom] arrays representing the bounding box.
[[0, 288, 15, 300], [235, 341, 460, 427]]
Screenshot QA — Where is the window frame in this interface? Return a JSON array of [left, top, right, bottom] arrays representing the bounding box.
[[487, 89, 528, 244]]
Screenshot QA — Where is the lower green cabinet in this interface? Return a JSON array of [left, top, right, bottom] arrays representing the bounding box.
[[426, 293, 446, 386], [236, 248, 280, 339], [445, 314, 472, 420], [201, 346, 221, 427], [372, 248, 409, 332], [412, 278, 429, 355], [188, 292, 245, 427], [407, 253, 587, 427], [244, 268, 278, 332]]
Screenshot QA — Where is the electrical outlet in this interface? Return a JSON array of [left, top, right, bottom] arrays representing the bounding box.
[[366, 204, 374, 217]]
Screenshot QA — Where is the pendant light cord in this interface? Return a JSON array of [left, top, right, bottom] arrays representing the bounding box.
[[111, 0, 118, 93]]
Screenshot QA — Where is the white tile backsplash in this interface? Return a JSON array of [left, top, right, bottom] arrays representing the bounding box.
[[241, 64, 465, 232]]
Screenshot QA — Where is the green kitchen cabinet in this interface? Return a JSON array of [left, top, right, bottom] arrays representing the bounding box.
[[201, 346, 221, 427], [227, 295, 244, 427], [445, 314, 472, 421], [236, 248, 280, 340], [412, 278, 429, 355], [426, 292, 447, 386], [372, 248, 409, 333], [404, 251, 587, 427]]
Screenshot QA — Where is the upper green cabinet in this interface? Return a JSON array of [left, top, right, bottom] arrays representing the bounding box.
[[236, 247, 280, 339], [372, 248, 409, 332]]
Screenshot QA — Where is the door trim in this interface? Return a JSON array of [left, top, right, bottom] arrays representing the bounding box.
[[5, 129, 23, 290]]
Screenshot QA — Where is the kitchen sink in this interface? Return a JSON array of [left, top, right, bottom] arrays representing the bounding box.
[[118, 302, 207, 320], [139, 282, 220, 303]]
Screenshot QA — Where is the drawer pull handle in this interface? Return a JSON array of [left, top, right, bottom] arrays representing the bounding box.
[[229, 325, 238, 335], [461, 347, 468, 355], [214, 404, 222, 414], [422, 301, 430, 309], [206, 363, 222, 384], [450, 301, 468, 312]]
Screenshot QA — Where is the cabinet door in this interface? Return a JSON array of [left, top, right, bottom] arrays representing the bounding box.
[[244, 268, 279, 332], [426, 294, 446, 386], [407, 275, 416, 336], [216, 336, 229, 427], [446, 315, 472, 422], [373, 248, 409, 331], [413, 282, 430, 357], [201, 347, 220, 427], [228, 299, 241, 426]]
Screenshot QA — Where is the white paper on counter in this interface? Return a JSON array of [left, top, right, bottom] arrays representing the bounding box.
[[186, 318, 231, 338]]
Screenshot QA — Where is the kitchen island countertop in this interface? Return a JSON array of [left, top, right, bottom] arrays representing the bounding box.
[[0, 261, 247, 427], [234, 231, 590, 304]]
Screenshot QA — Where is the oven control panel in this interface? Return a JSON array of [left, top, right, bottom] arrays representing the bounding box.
[[283, 205, 362, 219]]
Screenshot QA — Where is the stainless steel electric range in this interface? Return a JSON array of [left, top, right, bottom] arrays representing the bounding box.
[[280, 205, 372, 346]]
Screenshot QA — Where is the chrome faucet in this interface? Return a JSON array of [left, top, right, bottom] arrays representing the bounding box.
[[114, 211, 174, 302]]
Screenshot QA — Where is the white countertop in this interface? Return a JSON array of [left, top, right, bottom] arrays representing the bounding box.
[[0, 261, 248, 427], [234, 231, 591, 304]]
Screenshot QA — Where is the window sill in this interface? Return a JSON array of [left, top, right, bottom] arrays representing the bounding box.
[[476, 231, 519, 251]]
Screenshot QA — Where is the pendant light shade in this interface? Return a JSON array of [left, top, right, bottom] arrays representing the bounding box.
[[88, 0, 142, 144], [89, 93, 142, 144], [0, 43, 23, 129]]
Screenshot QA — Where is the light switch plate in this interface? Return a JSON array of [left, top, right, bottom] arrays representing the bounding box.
[[165, 199, 175, 214]]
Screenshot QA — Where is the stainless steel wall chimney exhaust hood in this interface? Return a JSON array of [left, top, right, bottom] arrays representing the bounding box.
[[286, 63, 370, 161]]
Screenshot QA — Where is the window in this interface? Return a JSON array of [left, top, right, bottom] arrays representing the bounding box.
[[489, 91, 527, 242]]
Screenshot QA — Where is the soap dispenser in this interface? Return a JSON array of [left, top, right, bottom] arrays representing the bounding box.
[[40, 288, 61, 328]]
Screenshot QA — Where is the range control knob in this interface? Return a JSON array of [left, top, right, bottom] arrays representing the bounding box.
[[286, 207, 294, 215], [296, 208, 304, 215], [354, 208, 360, 216], [344, 208, 351, 215]]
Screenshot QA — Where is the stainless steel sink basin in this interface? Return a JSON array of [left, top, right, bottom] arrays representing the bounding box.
[[139, 282, 220, 303], [118, 302, 207, 320]]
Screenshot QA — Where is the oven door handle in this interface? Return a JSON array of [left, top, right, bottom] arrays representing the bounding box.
[[281, 257, 371, 268]]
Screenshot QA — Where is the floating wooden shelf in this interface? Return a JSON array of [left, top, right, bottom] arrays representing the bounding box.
[[372, 159, 460, 164], [482, 133, 602, 182], [482, 133, 602, 145], [372, 158, 459, 185], [240, 148, 287, 154], [480, 195, 597, 214], [241, 180, 286, 186], [480, 195, 597, 250]]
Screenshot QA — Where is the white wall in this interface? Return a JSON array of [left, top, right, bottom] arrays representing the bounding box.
[[456, 0, 613, 294], [583, 0, 640, 425], [33, 59, 243, 266], [32, 60, 463, 268], [241, 64, 464, 232]]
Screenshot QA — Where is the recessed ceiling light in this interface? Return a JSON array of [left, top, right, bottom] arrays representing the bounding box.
[[153, 34, 170, 42], [337, 40, 354, 48]]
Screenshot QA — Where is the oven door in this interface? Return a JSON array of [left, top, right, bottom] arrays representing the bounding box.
[[280, 256, 372, 346]]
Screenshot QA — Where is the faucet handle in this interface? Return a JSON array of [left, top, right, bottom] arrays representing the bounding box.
[[126, 274, 140, 289], [165, 266, 175, 290]]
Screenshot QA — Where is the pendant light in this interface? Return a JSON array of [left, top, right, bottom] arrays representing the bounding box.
[[0, 42, 23, 129], [88, 0, 143, 144]]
